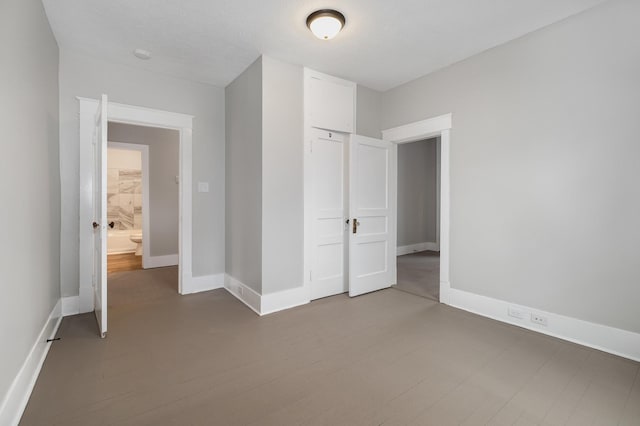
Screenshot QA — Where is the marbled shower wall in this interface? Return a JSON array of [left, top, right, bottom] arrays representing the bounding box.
[[107, 168, 142, 230]]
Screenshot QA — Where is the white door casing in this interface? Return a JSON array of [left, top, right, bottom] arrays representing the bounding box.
[[78, 98, 194, 315], [93, 94, 108, 337], [348, 134, 397, 297], [381, 113, 452, 304], [309, 129, 348, 300]]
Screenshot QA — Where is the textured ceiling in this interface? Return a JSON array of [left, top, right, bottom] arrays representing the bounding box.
[[42, 0, 607, 91]]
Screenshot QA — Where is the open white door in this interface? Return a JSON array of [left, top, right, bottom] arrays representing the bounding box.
[[310, 129, 348, 300], [92, 94, 108, 337], [349, 135, 397, 297]]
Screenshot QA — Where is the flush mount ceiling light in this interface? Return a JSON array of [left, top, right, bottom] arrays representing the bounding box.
[[306, 9, 346, 40]]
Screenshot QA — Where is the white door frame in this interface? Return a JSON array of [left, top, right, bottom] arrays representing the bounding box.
[[382, 113, 452, 304], [106, 142, 151, 267], [79, 98, 193, 312]]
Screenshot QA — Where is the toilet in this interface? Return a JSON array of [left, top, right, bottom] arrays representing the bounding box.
[[129, 232, 143, 256]]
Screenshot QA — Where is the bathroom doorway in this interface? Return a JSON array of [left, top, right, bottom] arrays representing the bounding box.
[[79, 97, 195, 335], [394, 137, 441, 301], [106, 142, 147, 274], [106, 122, 181, 305]]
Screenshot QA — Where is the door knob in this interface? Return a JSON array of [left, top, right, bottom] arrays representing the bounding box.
[[108, 221, 115, 229], [92, 221, 100, 229]]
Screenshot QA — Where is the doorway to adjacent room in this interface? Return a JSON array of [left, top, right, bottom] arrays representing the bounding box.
[[394, 137, 441, 301]]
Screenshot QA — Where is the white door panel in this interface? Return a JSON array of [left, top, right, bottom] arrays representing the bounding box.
[[308, 78, 354, 133], [93, 94, 108, 338], [310, 129, 348, 300], [349, 135, 397, 297]]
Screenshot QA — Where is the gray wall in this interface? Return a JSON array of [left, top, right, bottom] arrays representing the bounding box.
[[261, 56, 304, 294], [225, 58, 263, 292], [356, 85, 382, 139], [108, 123, 180, 257], [59, 49, 225, 296], [0, 0, 60, 407], [381, 0, 640, 333], [397, 139, 438, 247]]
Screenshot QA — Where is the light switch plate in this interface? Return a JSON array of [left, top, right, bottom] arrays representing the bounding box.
[[197, 182, 209, 193]]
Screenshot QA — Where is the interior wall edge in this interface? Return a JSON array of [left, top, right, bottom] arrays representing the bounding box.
[[223, 274, 310, 316], [181, 273, 225, 295]]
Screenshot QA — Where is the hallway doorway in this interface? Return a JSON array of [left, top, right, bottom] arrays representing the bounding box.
[[396, 251, 440, 301], [393, 136, 440, 301]]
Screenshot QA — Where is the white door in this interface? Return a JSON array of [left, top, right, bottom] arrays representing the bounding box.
[[92, 94, 108, 337], [310, 129, 348, 300], [349, 135, 397, 297]]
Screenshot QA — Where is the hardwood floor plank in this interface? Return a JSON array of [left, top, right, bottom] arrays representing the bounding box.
[[107, 253, 142, 274]]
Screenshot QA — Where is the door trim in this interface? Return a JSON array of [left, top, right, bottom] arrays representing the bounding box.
[[382, 113, 452, 304], [78, 98, 193, 313]]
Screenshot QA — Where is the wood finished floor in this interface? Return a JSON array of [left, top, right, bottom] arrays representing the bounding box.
[[21, 267, 640, 425], [107, 253, 142, 274]]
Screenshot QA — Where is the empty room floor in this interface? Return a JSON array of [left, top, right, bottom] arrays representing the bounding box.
[[396, 251, 440, 301], [21, 274, 640, 425]]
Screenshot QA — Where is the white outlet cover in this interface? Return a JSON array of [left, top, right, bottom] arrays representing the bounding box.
[[197, 182, 209, 193], [508, 307, 525, 319], [530, 313, 548, 326]]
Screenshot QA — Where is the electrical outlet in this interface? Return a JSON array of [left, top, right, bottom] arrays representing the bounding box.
[[508, 307, 525, 319], [530, 313, 548, 326]]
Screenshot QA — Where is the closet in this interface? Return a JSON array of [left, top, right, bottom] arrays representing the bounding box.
[[304, 69, 397, 300]]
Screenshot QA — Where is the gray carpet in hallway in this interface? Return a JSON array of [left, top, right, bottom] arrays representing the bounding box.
[[395, 250, 440, 301]]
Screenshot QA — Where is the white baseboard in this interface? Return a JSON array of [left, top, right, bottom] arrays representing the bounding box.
[[0, 299, 63, 426], [224, 274, 261, 315], [223, 274, 309, 316], [446, 286, 640, 362], [397, 242, 439, 256], [61, 296, 80, 316], [144, 254, 178, 269], [261, 285, 309, 315], [181, 273, 224, 295]]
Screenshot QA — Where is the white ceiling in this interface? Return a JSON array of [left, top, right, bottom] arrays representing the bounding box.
[[42, 0, 607, 91]]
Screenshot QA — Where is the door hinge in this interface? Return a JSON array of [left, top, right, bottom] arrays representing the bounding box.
[[309, 270, 312, 281]]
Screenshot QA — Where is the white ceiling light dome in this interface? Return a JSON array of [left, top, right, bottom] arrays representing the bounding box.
[[306, 9, 346, 40]]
